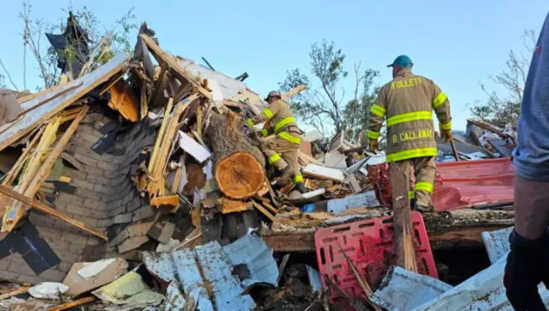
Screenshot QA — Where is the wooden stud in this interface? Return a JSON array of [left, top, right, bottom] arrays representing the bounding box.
[[389, 164, 418, 273], [150, 63, 168, 106], [139, 34, 212, 100], [0, 286, 29, 301], [0, 185, 107, 240], [196, 106, 202, 138], [2, 127, 44, 186], [252, 201, 275, 221], [148, 98, 174, 173], [148, 99, 192, 198], [171, 166, 183, 193], [150, 195, 179, 207], [140, 83, 148, 120], [281, 84, 307, 100], [47, 296, 95, 311], [2, 107, 89, 233]]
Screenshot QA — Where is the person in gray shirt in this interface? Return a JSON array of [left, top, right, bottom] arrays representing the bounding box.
[[505, 11, 549, 311]]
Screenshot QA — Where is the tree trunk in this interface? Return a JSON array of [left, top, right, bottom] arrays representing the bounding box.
[[206, 111, 266, 199]]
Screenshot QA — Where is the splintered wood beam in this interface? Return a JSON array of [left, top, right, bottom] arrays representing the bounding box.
[[140, 35, 212, 100], [148, 97, 174, 173], [281, 84, 307, 101], [150, 195, 179, 207], [389, 164, 418, 272], [0, 185, 107, 240], [252, 201, 275, 221], [148, 98, 192, 198], [0, 286, 30, 301], [2, 127, 44, 186], [196, 106, 202, 138], [150, 63, 168, 106], [2, 107, 89, 233]]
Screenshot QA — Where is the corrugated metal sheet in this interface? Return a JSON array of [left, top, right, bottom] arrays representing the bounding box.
[[412, 256, 549, 311], [223, 233, 279, 288], [194, 242, 256, 311], [482, 227, 513, 264], [372, 267, 452, 311], [433, 158, 514, 211]]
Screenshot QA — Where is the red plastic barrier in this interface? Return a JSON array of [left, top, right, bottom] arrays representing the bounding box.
[[314, 212, 437, 305]]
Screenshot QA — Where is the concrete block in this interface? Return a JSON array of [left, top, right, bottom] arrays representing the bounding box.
[[118, 236, 150, 254], [132, 205, 154, 221], [113, 213, 133, 224]]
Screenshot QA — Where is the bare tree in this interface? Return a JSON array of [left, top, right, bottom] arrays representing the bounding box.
[[17, 2, 136, 91], [470, 29, 537, 127], [280, 40, 379, 138]]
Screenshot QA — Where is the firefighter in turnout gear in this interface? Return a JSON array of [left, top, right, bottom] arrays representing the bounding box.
[[246, 90, 306, 193], [368, 55, 452, 211]]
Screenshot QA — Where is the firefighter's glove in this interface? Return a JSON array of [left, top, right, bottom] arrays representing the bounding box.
[[440, 127, 452, 143], [369, 139, 378, 152]]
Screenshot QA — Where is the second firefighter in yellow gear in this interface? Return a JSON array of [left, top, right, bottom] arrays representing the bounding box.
[[246, 90, 306, 193], [368, 55, 452, 211]]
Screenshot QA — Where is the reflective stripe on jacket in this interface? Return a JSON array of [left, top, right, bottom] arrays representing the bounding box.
[[368, 69, 451, 162], [248, 99, 301, 144]]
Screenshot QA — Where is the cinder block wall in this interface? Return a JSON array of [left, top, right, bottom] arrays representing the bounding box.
[[0, 112, 156, 284]]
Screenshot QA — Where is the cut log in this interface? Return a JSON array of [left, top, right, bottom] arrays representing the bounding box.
[[215, 152, 265, 199], [206, 111, 266, 167]]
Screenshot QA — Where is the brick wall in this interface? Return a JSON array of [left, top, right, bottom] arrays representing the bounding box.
[[0, 112, 157, 284]]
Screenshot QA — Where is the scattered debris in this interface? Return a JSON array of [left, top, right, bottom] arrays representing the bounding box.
[[0, 11, 521, 310], [28, 282, 68, 300], [92, 271, 164, 307], [372, 266, 453, 311], [63, 258, 128, 298]]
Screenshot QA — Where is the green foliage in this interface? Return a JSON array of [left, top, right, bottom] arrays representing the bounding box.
[[20, 2, 137, 90], [342, 69, 380, 144], [470, 30, 535, 128], [280, 40, 379, 139]]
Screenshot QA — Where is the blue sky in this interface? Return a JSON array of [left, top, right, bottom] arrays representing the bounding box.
[[1, 0, 548, 131]]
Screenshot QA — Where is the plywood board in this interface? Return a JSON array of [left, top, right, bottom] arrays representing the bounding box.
[[303, 164, 345, 182], [0, 53, 127, 152]]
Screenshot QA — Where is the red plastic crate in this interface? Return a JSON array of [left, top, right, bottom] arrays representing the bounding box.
[[314, 211, 437, 304]]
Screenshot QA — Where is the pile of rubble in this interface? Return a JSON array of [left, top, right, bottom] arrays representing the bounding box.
[[0, 16, 521, 311]]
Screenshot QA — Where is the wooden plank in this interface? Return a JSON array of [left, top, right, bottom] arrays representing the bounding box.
[[389, 164, 418, 273], [148, 99, 192, 197], [0, 54, 127, 152], [197, 106, 202, 138], [2, 107, 89, 233], [139, 35, 212, 100], [219, 198, 251, 214], [252, 201, 275, 221], [171, 166, 183, 193], [15, 82, 83, 119], [47, 297, 95, 311], [0, 286, 29, 301], [257, 199, 278, 214], [281, 84, 307, 100], [107, 80, 139, 122], [2, 127, 44, 186], [0, 185, 107, 240], [150, 195, 179, 207], [303, 164, 344, 182], [150, 63, 168, 106], [148, 97, 174, 173]]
